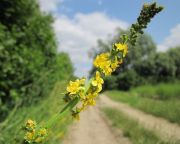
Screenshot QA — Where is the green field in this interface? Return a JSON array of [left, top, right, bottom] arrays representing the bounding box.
[[0, 82, 71, 144], [103, 108, 168, 144], [105, 83, 180, 124]]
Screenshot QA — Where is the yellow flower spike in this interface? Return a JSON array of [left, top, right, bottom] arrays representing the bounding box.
[[22, 2, 164, 142], [114, 43, 128, 57]]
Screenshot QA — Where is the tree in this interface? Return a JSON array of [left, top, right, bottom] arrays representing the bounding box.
[[54, 52, 74, 80], [168, 47, 180, 79], [153, 52, 176, 82], [0, 0, 74, 121]]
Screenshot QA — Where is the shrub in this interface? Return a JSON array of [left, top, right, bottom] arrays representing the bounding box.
[[104, 75, 118, 90]]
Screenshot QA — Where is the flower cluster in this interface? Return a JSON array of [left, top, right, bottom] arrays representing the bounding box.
[[64, 42, 128, 120], [93, 43, 127, 76], [23, 119, 47, 143], [114, 43, 128, 57], [93, 53, 112, 75], [64, 78, 86, 102], [64, 70, 105, 120]]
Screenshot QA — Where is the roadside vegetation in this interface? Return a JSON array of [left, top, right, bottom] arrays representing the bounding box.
[[0, 82, 72, 144], [106, 82, 180, 124], [0, 1, 74, 143], [103, 108, 169, 144]]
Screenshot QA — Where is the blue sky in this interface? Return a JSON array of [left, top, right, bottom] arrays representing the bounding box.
[[39, 0, 180, 77]]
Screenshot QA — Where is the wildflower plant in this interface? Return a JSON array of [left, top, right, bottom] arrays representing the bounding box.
[[23, 119, 48, 143], [22, 2, 163, 143]]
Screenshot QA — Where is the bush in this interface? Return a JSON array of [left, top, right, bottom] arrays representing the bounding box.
[[117, 69, 142, 90], [104, 76, 118, 90]]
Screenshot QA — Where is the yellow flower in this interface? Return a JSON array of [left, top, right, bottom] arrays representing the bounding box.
[[25, 119, 36, 129], [66, 78, 86, 95], [103, 66, 113, 76], [86, 97, 96, 106], [24, 130, 35, 142], [93, 53, 112, 75], [111, 57, 123, 71], [114, 43, 128, 57], [93, 52, 110, 67], [38, 128, 47, 136], [79, 90, 85, 99], [82, 96, 96, 109], [92, 71, 104, 92]]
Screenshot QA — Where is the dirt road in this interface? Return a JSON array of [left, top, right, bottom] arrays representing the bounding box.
[[63, 105, 131, 144], [63, 95, 180, 144], [99, 95, 180, 143]]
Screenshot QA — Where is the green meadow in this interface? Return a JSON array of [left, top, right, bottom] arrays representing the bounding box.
[[105, 82, 180, 124]]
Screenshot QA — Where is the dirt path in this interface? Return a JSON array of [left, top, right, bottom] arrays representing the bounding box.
[[63, 105, 131, 144], [99, 95, 180, 143]]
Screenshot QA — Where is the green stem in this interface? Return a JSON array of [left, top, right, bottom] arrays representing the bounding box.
[[45, 97, 79, 129]]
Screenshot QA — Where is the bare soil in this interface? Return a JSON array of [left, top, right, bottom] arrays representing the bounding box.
[[63, 105, 131, 144]]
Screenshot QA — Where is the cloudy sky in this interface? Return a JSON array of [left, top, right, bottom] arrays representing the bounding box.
[[39, 0, 180, 77]]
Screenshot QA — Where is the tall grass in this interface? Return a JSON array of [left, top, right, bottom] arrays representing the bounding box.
[[103, 108, 168, 144], [105, 82, 180, 124], [132, 82, 180, 100], [0, 82, 72, 144]]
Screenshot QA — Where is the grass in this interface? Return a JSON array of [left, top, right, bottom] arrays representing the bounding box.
[[105, 83, 180, 124], [103, 108, 168, 144], [0, 81, 72, 144], [132, 82, 180, 100]]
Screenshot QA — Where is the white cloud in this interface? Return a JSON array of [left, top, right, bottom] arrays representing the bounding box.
[[39, 0, 63, 12], [53, 12, 129, 77], [158, 24, 180, 51]]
